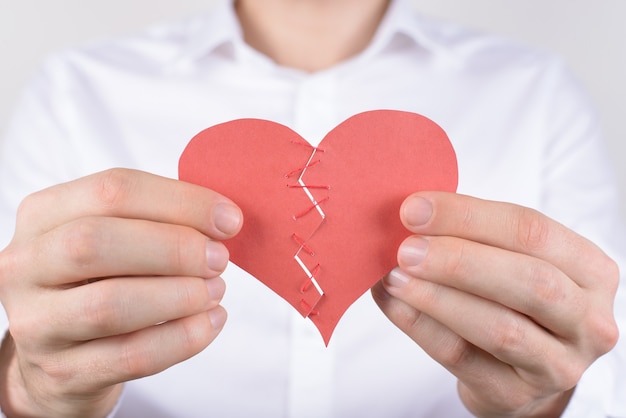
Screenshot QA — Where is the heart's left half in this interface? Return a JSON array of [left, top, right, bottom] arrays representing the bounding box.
[[179, 110, 458, 344]]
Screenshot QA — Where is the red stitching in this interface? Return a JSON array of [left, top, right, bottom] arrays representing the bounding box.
[[289, 142, 328, 316], [290, 139, 326, 153], [292, 196, 329, 220], [287, 184, 330, 190], [285, 159, 321, 178], [300, 264, 321, 293], [300, 298, 320, 316], [292, 233, 315, 256]]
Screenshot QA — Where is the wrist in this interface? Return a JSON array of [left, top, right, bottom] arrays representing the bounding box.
[[0, 331, 121, 418], [0, 331, 50, 418], [0, 331, 31, 418]]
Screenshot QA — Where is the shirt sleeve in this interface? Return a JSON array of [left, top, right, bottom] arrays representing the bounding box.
[[0, 54, 71, 337], [538, 60, 626, 418], [0, 53, 87, 249], [0, 54, 119, 416]]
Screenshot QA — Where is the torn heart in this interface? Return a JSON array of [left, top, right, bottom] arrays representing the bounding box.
[[179, 110, 457, 344]]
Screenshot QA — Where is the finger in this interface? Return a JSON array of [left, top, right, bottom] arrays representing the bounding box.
[[14, 168, 243, 242], [37, 306, 227, 393], [380, 268, 575, 387], [373, 281, 578, 415], [400, 192, 615, 289], [371, 282, 536, 409], [22, 216, 229, 287], [35, 276, 225, 344], [397, 235, 586, 338]]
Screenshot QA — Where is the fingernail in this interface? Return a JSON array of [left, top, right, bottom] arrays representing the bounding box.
[[384, 267, 412, 288], [213, 202, 242, 235], [205, 277, 225, 301], [403, 196, 433, 227], [206, 241, 229, 272], [208, 307, 227, 330], [398, 237, 429, 267]]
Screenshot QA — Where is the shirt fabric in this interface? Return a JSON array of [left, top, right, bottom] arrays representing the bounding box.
[[1, 0, 625, 416]]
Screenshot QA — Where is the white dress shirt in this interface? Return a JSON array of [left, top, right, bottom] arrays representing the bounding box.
[[1, 0, 625, 416]]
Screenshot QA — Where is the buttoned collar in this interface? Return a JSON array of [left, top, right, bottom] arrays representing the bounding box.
[[178, 0, 446, 69], [367, 0, 444, 57]]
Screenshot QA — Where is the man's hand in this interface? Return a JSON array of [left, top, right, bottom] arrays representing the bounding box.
[[372, 192, 619, 417], [0, 168, 242, 418]]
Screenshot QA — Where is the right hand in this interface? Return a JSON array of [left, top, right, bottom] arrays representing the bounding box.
[[0, 168, 242, 418]]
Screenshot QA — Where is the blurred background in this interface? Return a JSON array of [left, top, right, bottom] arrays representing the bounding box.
[[1, 0, 624, 215]]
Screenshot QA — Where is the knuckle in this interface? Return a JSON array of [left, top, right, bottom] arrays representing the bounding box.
[[8, 314, 41, 346], [118, 313, 216, 380], [411, 280, 442, 313], [488, 312, 527, 356], [599, 320, 620, 353], [600, 256, 620, 294], [178, 285, 199, 310], [94, 168, 134, 210], [585, 310, 619, 355], [15, 191, 43, 225], [119, 340, 152, 380], [439, 238, 469, 279], [172, 228, 218, 278], [14, 191, 49, 236], [187, 280, 215, 311], [562, 362, 586, 390], [179, 313, 214, 353], [174, 220, 229, 275], [60, 218, 104, 268], [438, 337, 476, 369], [402, 310, 421, 332], [171, 280, 205, 314], [0, 247, 19, 296], [458, 199, 476, 232], [384, 299, 424, 336], [7, 303, 56, 348], [515, 207, 550, 253], [38, 355, 77, 389], [80, 283, 124, 335], [526, 262, 566, 306], [172, 227, 194, 272], [547, 357, 586, 392]]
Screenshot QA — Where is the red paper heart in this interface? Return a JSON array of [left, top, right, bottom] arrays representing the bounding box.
[[179, 110, 457, 344]]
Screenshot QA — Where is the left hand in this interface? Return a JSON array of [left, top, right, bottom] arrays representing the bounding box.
[[372, 192, 619, 417]]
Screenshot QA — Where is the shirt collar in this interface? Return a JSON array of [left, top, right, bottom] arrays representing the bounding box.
[[367, 0, 442, 56], [181, 0, 242, 62], [178, 0, 445, 67]]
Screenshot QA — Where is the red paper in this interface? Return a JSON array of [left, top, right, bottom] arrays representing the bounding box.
[[179, 110, 458, 344]]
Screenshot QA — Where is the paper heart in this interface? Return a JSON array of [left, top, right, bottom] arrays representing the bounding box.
[[179, 110, 457, 344]]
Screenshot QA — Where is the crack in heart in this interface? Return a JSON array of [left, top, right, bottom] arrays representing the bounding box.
[[289, 144, 327, 317]]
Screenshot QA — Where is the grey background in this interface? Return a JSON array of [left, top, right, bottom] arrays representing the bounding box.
[[1, 0, 624, 215]]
